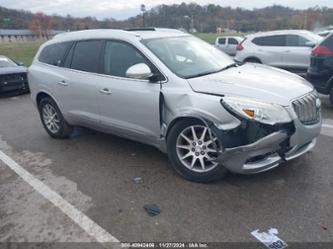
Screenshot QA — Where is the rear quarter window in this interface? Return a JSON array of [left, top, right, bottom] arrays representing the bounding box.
[[38, 42, 73, 66]]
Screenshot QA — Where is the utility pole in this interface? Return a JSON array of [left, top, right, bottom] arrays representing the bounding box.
[[141, 4, 146, 27]]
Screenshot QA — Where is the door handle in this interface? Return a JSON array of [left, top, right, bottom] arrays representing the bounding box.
[[57, 80, 68, 86], [99, 88, 112, 95]]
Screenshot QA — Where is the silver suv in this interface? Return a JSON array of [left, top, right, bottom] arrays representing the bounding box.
[[29, 28, 322, 182]]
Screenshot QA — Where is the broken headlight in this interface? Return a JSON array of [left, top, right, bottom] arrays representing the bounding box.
[[221, 97, 292, 125]]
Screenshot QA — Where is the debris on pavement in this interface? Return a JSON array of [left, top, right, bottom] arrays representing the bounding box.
[[133, 177, 143, 184], [144, 204, 161, 216], [251, 228, 288, 249], [320, 224, 328, 231]]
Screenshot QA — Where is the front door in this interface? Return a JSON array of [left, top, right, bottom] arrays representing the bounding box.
[[97, 40, 162, 144]]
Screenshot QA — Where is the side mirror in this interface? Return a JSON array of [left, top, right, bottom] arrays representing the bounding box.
[[305, 41, 316, 48], [126, 63, 153, 80]]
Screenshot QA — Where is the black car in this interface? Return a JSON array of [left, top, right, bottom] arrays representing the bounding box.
[[0, 55, 29, 94], [307, 33, 333, 104]]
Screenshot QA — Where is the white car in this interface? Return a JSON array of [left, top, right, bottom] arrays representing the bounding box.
[[215, 36, 243, 56], [235, 30, 322, 71]]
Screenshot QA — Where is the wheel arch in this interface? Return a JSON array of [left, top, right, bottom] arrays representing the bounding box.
[[35, 90, 61, 109], [244, 56, 262, 63], [165, 116, 210, 141]]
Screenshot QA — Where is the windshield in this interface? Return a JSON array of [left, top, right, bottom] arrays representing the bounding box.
[[143, 36, 234, 79], [0, 57, 17, 68]]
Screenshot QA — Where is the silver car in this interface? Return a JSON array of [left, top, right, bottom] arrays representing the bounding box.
[[28, 28, 322, 182], [215, 36, 243, 56]]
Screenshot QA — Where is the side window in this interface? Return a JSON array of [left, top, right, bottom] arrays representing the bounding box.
[[103, 40, 149, 78], [218, 38, 226, 45], [286, 35, 310, 47], [228, 38, 238, 45], [252, 35, 286, 46], [38, 42, 72, 66], [71, 40, 103, 73]]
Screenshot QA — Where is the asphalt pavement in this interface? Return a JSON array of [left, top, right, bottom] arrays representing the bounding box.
[[0, 93, 333, 247]]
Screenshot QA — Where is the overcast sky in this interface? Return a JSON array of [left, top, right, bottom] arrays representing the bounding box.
[[1, 0, 332, 20]]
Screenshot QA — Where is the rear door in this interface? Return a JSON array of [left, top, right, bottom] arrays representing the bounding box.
[[226, 37, 239, 56], [56, 40, 103, 126], [252, 35, 285, 67], [284, 34, 313, 70], [96, 40, 163, 143]]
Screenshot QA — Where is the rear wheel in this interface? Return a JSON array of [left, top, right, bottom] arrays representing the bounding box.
[[38, 97, 73, 138], [167, 119, 227, 183]]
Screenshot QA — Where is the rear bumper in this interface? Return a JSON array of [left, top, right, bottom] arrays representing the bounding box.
[[215, 118, 321, 174]]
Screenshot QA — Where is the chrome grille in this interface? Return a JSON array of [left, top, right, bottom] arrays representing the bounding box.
[[292, 92, 320, 125]]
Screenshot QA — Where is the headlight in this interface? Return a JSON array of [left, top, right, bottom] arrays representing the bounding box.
[[221, 97, 292, 125]]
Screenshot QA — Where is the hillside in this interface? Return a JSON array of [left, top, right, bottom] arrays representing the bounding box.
[[1, 4, 333, 32]]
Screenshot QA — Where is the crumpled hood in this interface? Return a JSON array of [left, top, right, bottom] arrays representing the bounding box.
[[187, 63, 314, 106], [0, 66, 27, 75]]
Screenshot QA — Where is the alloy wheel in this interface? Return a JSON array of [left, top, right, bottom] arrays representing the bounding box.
[[176, 125, 221, 173], [42, 104, 60, 134]]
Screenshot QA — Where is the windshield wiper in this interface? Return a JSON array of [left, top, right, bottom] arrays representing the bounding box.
[[185, 62, 241, 79], [185, 70, 220, 79], [220, 62, 238, 71]]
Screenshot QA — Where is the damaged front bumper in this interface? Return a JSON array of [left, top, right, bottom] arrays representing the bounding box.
[[213, 118, 321, 174]]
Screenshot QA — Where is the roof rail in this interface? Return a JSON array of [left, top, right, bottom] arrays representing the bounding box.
[[125, 27, 156, 31]]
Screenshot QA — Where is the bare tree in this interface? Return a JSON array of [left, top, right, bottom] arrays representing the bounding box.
[[29, 12, 51, 38]]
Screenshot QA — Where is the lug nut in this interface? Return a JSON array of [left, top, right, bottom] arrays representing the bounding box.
[[195, 152, 200, 156], [198, 141, 202, 145], [201, 151, 205, 155], [202, 145, 206, 150], [192, 142, 196, 146], [191, 148, 195, 152]]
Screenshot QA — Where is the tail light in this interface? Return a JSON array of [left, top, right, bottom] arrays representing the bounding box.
[[312, 45, 333, 56], [236, 43, 244, 51]]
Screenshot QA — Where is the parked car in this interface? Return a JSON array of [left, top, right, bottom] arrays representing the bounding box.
[[317, 30, 333, 37], [235, 30, 323, 71], [307, 33, 333, 104], [215, 36, 243, 56], [0, 55, 29, 94], [29, 28, 321, 182]]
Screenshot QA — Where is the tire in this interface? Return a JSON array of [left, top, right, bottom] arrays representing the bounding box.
[[245, 57, 261, 63], [330, 87, 333, 105], [38, 97, 73, 138], [167, 119, 227, 183]]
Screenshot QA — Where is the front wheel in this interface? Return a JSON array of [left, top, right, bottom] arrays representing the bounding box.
[[38, 97, 73, 138], [167, 119, 227, 183]]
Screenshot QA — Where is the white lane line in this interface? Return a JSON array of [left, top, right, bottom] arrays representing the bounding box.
[[322, 123, 333, 129], [0, 150, 119, 244]]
